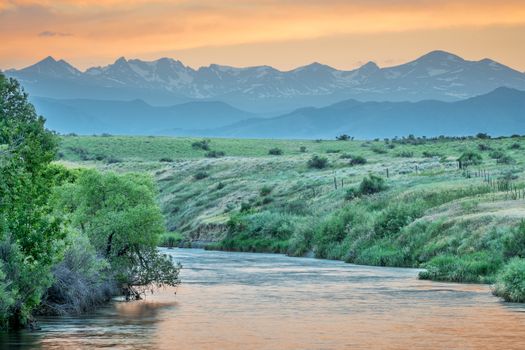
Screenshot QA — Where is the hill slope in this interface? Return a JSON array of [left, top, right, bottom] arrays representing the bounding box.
[[31, 97, 254, 135], [204, 87, 525, 139]]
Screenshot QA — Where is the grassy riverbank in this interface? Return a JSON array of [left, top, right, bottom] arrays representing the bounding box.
[[58, 134, 525, 299]]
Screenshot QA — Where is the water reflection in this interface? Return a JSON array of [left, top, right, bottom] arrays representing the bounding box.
[[2, 248, 525, 349]]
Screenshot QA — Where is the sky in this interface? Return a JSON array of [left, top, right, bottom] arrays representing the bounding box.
[[1, 0, 525, 72]]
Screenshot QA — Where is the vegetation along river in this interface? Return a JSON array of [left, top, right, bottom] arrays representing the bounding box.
[[3, 248, 525, 349]]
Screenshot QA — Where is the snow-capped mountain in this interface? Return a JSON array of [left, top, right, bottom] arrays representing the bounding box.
[[5, 50, 525, 114]]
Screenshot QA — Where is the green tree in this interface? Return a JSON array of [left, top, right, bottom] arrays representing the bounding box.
[[0, 73, 65, 328], [55, 170, 180, 299]]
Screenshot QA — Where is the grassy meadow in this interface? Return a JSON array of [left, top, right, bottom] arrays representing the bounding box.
[[58, 134, 525, 298]]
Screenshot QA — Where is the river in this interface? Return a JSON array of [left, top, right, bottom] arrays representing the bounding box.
[[2, 248, 525, 349]]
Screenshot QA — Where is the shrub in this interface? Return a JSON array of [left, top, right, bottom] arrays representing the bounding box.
[[158, 232, 183, 248], [509, 143, 522, 150], [105, 156, 121, 164], [422, 151, 442, 158], [419, 252, 501, 283], [159, 157, 173, 162], [216, 182, 226, 190], [371, 145, 387, 154], [268, 148, 283, 156], [191, 139, 211, 150], [358, 174, 387, 196], [194, 171, 209, 180], [345, 188, 357, 200], [497, 155, 516, 164], [336, 134, 352, 141], [262, 196, 274, 205], [476, 133, 491, 139], [493, 258, 525, 302], [374, 203, 422, 238], [396, 151, 414, 158], [260, 186, 273, 196], [205, 151, 225, 158], [478, 143, 492, 151], [503, 221, 525, 259], [307, 155, 328, 169], [299, 146, 307, 153], [38, 233, 116, 316], [240, 202, 252, 212], [458, 151, 482, 167], [349, 156, 367, 166], [325, 149, 341, 154], [489, 150, 505, 159]]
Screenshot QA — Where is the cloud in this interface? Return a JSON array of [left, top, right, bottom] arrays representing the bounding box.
[[38, 30, 72, 37]]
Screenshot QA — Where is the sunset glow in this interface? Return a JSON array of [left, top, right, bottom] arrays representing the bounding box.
[[1, 0, 525, 70]]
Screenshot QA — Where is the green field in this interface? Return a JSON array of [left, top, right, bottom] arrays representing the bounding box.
[[58, 134, 525, 297]]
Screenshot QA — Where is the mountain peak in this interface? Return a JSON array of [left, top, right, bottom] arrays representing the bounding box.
[[18, 56, 80, 76], [114, 56, 128, 65], [417, 50, 463, 63], [359, 61, 380, 71], [40, 56, 58, 64]]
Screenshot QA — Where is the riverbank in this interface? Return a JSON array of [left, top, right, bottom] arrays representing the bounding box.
[[59, 134, 525, 299]]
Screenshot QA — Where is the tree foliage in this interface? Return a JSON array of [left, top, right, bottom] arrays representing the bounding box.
[[54, 170, 180, 298], [0, 73, 65, 328]]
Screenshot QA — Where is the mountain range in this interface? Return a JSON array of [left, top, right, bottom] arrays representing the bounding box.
[[198, 87, 525, 139], [3, 50, 525, 138]]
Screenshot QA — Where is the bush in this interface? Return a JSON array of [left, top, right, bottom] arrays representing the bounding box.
[[509, 143, 522, 150], [419, 252, 501, 283], [325, 149, 341, 154], [371, 145, 387, 154], [299, 146, 307, 153], [205, 151, 225, 158], [191, 139, 211, 150], [194, 171, 209, 180], [458, 151, 482, 167], [38, 234, 116, 316], [336, 134, 352, 141], [489, 150, 505, 159], [503, 221, 525, 259], [240, 202, 252, 212], [260, 186, 273, 196], [422, 151, 442, 158], [497, 155, 516, 164], [345, 188, 357, 200], [493, 258, 525, 302], [158, 232, 183, 248], [307, 155, 328, 169], [478, 143, 492, 151], [268, 148, 283, 156], [105, 156, 121, 164], [358, 174, 387, 196], [476, 133, 491, 139], [349, 156, 367, 166], [396, 151, 414, 158], [159, 157, 173, 162]]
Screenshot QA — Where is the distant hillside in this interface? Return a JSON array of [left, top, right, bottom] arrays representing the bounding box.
[[196, 87, 525, 139], [31, 97, 254, 135], [7, 50, 525, 114]]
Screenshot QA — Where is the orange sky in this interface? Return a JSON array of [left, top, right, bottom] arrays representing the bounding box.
[[1, 0, 525, 71]]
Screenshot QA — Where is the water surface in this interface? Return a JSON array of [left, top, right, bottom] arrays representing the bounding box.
[[3, 248, 525, 349]]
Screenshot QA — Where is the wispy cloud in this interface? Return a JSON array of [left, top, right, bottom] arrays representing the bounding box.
[[1, 0, 525, 71], [38, 30, 72, 37]]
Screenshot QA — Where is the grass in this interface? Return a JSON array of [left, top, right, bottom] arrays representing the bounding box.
[[57, 134, 525, 294]]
